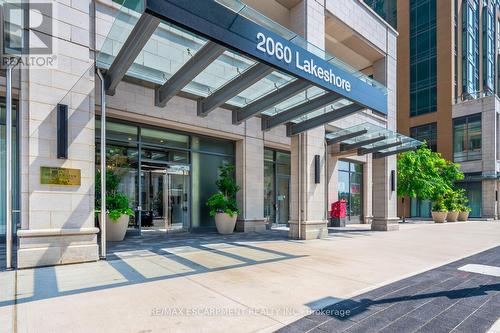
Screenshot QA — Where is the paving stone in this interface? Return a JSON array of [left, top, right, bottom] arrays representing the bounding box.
[[378, 316, 426, 333], [276, 318, 318, 333], [315, 317, 357, 332], [342, 314, 393, 333], [284, 246, 500, 333], [452, 313, 497, 333]]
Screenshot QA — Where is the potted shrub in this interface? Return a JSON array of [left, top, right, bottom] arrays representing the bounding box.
[[444, 190, 460, 222], [207, 164, 240, 234], [96, 169, 134, 241], [431, 198, 447, 223], [458, 205, 471, 222], [456, 189, 471, 221]]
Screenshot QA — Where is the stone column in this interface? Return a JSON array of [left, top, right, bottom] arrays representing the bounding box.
[[235, 130, 266, 232], [363, 156, 373, 224], [17, 0, 98, 268], [289, 127, 328, 239], [288, 0, 328, 239], [371, 155, 399, 230], [371, 35, 399, 231], [482, 179, 497, 219], [481, 100, 497, 219]]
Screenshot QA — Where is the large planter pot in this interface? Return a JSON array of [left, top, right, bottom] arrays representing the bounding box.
[[214, 212, 237, 235], [431, 211, 447, 223], [458, 211, 470, 222], [98, 214, 129, 241], [446, 211, 459, 222]]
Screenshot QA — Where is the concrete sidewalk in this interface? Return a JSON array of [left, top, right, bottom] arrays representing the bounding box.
[[2, 221, 500, 333]]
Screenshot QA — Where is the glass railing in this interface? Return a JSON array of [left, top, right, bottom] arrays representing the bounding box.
[[215, 0, 387, 93], [326, 122, 422, 152], [96, 0, 387, 111]]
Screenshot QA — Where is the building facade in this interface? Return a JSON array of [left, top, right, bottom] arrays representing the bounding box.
[[366, 0, 500, 219], [0, 0, 408, 269]]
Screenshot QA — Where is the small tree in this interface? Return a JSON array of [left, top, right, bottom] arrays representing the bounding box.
[[397, 143, 464, 220], [207, 164, 240, 217]]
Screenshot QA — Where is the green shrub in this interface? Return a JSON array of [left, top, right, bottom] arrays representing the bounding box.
[[206, 164, 240, 218], [95, 169, 134, 222]]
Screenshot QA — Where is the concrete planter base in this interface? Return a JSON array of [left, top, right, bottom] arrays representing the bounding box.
[[99, 214, 129, 241], [458, 211, 470, 221], [215, 212, 237, 234], [446, 211, 459, 222], [432, 211, 447, 223]]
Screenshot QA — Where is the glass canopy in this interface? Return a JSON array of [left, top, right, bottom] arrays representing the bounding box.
[[326, 123, 422, 157], [96, 0, 389, 136]]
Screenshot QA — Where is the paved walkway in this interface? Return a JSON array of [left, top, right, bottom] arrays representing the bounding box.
[[279, 245, 500, 333], [1, 221, 500, 333]]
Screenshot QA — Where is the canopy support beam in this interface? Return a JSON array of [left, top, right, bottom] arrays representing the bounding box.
[[155, 41, 226, 107], [287, 104, 365, 136], [105, 13, 160, 95], [198, 63, 273, 117], [340, 135, 387, 151], [262, 92, 342, 131], [326, 129, 368, 145], [358, 141, 403, 155], [373, 146, 420, 159], [232, 80, 310, 124]]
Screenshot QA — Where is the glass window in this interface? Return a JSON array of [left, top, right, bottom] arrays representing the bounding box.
[[453, 114, 481, 162], [264, 149, 274, 161], [410, 122, 437, 151], [462, 0, 480, 100], [191, 136, 234, 155], [263, 149, 291, 225], [191, 152, 234, 228], [141, 128, 189, 149], [409, 0, 437, 117], [0, 102, 19, 236], [457, 179, 482, 217], [95, 143, 140, 228], [141, 148, 189, 164], [96, 119, 138, 142], [264, 160, 275, 221], [338, 161, 364, 223]]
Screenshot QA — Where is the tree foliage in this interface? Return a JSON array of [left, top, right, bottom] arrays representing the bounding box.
[[207, 164, 240, 217], [397, 142, 464, 207]]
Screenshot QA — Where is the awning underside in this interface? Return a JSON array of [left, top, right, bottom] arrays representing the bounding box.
[[96, 0, 389, 137], [326, 123, 422, 158]]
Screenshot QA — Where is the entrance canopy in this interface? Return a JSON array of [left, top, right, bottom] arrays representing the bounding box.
[[326, 123, 421, 158], [97, 0, 390, 136]]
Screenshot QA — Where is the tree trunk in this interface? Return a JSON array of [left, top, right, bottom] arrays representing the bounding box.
[[402, 197, 406, 223]]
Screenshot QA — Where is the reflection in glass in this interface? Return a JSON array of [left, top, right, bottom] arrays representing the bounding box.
[[263, 149, 290, 226], [337, 160, 363, 223], [191, 152, 234, 228], [453, 114, 481, 162], [0, 102, 19, 236]]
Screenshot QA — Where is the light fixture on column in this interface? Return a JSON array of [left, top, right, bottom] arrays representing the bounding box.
[[391, 170, 395, 192], [314, 155, 320, 184], [57, 104, 68, 159]]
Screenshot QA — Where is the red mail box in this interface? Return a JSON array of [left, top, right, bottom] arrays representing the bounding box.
[[330, 200, 347, 218]]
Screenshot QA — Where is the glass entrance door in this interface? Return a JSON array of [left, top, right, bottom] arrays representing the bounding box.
[[276, 175, 290, 226], [141, 163, 190, 232], [338, 161, 363, 224]]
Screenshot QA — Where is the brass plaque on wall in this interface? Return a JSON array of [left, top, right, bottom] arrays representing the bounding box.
[[40, 167, 81, 186]]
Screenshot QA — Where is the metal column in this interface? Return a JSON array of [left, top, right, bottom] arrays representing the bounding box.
[[5, 64, 12, 269], [97, 69, 106, 259]]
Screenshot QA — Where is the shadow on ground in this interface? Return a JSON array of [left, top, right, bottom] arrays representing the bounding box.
[[279, 246, 500, 333], [1, 230, 307, 308]]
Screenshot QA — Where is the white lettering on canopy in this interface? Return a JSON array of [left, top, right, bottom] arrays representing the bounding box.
[[256, 32, 352, 93]]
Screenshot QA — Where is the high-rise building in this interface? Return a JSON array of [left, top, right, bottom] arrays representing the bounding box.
[[365, 0, 499, 219], [0, 0, 407, 269]]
